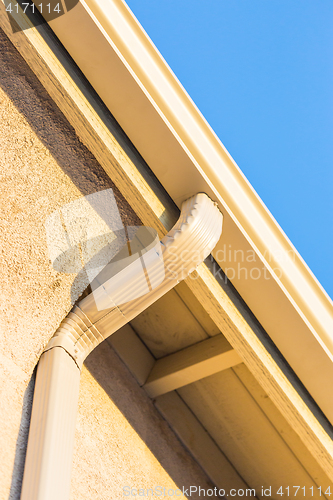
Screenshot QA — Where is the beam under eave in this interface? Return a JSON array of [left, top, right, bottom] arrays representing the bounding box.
[[144, 334, 242, 398]]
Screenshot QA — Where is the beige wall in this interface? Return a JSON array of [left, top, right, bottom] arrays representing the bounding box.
[[0, 28, 216, 499]]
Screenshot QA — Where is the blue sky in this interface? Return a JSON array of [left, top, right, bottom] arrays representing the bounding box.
[[125, 0, 333, 299]]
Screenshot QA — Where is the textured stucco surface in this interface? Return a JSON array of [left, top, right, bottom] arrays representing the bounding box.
[[0, 28, 217, 499], [77, 343, 218, 500]]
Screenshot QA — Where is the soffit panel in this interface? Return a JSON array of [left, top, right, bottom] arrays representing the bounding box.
[[177, 369, 331, 499], [130, 288, 210, 358]]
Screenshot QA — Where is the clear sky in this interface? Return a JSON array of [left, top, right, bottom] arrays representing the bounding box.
[[125, 0, 333, 299]]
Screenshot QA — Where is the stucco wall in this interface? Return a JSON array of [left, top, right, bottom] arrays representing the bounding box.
[[0, 28, 216, 499]]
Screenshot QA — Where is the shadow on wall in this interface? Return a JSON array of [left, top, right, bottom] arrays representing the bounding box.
[[83, 339, 219, 499], [8, 371, 36, 500], [0, 25, 143, 303], [0, 22, 178, 302], [0, 26, 141, 499], [0, 24, 176, 499], [0, 28, 142, 223], [0, 20, 177, 228]]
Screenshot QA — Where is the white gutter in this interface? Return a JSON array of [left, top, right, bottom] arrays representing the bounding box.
[[44, 0, 333, 424], [21, 193, 222, 500]]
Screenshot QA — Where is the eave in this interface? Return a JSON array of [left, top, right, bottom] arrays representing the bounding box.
[[1, 0, 333, 484], [41, 0, 333, 426]]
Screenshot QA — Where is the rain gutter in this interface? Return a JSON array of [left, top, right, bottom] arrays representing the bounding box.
[[43, 0, 333, 424], [20, 193, 223, 500]]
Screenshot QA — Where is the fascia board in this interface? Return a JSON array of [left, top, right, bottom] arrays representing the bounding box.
[[45, 0, 333, 420]]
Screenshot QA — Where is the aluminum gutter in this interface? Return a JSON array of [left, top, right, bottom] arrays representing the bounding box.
[[40, 0, 333, 424]]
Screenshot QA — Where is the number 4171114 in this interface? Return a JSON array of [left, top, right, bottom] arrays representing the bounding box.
[[6, 3, 63, 14], [277, 486, 331, 496]]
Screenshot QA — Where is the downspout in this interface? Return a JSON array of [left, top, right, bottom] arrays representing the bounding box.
[[21, 193, 223, 500]]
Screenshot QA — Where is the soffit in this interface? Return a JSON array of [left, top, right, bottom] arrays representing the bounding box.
[[108, 294, 333, 495]]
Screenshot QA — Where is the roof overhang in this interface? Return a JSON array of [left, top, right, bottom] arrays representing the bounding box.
[[2, 0, 333, 480], [42, 0, 333, 423]]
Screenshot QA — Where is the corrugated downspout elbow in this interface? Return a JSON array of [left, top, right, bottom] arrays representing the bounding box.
[[21, 193, 222, 500], [44, 192, 223, 368]]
